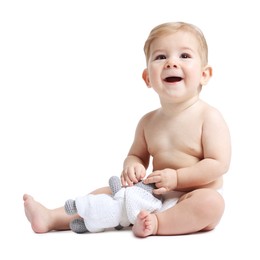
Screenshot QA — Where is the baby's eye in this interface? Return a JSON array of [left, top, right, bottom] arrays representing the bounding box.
[[155, 54, 166, 60], [180, 53, 191, 59]]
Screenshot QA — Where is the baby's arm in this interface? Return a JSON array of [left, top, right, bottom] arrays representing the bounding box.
[[175, 108, 231, 189]]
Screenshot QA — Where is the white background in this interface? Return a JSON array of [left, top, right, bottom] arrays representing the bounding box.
[[1, 0, 259, 259]]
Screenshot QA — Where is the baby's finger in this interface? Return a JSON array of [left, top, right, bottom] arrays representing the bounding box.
[[122, 168, 137, 186], [135, 167, 146, 181], [143, 175, 161, 184], [153, 187, 167, 195], [120, 175, 127, 186], [128, 168, 139, 184]]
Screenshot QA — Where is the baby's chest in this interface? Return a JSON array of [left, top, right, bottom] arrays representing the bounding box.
[[145, 124, 203, 157]]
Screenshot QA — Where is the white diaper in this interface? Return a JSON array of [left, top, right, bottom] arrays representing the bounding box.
[[158, 188, 223, 212], [158, 191, 186, 212]]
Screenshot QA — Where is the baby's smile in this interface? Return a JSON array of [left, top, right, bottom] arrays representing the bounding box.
[[164, 76, 183, 83]]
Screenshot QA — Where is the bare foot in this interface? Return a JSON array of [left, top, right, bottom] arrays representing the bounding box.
[[23, 194, 52, 233], [132, 210, 158, 238]]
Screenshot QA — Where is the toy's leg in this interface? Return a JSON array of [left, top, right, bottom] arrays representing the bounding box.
[[70, 218, 89, 234], [64, 200, 89, 233], [114, 224, 124, 230], [64, 199, 77, 215], [109, 176, 122, 195]]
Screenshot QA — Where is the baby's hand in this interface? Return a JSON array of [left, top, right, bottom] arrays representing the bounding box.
[[121, 164, 146, 186], [143, 168, 178, 195]]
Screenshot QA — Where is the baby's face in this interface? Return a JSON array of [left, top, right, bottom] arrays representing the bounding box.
[[145, 31, 206, 103]]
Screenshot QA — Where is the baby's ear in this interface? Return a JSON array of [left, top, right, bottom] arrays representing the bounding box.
[[142, 69, 151, 88], [200, 65, 212, 86], [200, 65, 212, 85]]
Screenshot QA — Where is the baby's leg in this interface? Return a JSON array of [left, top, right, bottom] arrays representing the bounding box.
[[23, 186, 112, 233], [133, 189, 224, 237], [23, 194, 73, 233]]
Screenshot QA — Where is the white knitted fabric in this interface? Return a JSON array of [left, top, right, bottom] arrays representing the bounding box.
[[75, 186, 162, 232], [113, 188, 131, 227], [75, 192, 124, 233]]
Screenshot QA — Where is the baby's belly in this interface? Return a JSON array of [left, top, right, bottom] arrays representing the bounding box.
[[152, 152, 200, 170]]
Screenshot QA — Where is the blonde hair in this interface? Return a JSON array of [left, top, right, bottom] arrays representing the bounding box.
[[144, 22, 208, 66]]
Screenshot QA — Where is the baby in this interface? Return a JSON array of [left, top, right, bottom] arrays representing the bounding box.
[[23, 21, 231, 237]]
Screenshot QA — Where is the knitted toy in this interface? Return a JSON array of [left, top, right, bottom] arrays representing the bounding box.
[[64, 176, 162, 233]]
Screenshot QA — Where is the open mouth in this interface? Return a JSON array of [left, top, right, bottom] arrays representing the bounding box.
[[164, 76, 183, 83]]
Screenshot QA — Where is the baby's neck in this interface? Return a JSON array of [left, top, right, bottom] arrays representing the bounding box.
[[160, 97, 200, 117]]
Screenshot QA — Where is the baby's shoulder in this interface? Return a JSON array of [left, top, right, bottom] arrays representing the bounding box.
[[199, 100, 223, 116], [199, 101, 227, 124], [140, 109, 159, 121]]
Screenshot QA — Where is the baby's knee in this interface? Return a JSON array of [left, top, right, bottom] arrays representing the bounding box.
[[198, 189, 225, 224]]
